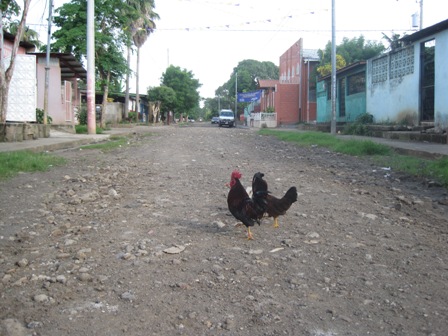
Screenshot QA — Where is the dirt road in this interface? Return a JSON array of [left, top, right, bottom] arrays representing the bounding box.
[[1, 124, 447, 336]]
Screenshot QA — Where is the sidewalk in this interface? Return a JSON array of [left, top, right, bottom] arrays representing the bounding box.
[[0, 127, 137, 153], [0, 125, 447, 159], [336, 133, 448, 159]]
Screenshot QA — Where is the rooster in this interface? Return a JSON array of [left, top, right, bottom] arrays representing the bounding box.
[[266, 186, 298, 228], [227, 170, 268, 240]]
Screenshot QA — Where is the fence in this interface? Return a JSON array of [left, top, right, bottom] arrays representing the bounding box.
[[250, 112, 277, 128]]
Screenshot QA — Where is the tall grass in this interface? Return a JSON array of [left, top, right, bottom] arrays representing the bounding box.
[[259, 129, 448, 187], [0, 151, 66, 180]]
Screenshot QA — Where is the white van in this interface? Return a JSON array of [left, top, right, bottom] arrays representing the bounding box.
[[218, 109, 235, 128]]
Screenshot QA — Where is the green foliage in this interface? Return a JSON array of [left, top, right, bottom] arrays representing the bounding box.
[[319, 36, 385, 66], [1, 0, 20, 21], [147, 86, 177, 115], [36, 109, 52, 124], [374, 156, 448, 187], [161, 65, 201, 116], [266, 106, 275, 113], [356, 113, 374, 124], [80, 136, 128, 151], [217, 59, 279, 97], [75, 125, 104, 134], [258, 130, 390, 156], [318, 35, 385, 77], [77, 107, 88, 125], [52, 0, 131, 93], [316, 54, 346, 77], [0, 151, 66, 181], [128, 112, 136, 122], [344, 113, 374, 136]]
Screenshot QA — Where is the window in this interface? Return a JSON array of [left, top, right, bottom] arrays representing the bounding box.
[[347, 72, 365, 95]]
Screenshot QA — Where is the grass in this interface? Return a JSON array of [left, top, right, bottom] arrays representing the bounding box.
[[0, 151, 66, 181], [80, 135, 129, 151], [259, 129, 448, 187], [75, 125, 106, 134], [80, 132, 153, 151]]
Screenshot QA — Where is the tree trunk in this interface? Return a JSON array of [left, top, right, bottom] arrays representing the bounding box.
[[0, 0, 32, 122], [101, 71, 111, 129], [135, 46, 140, 124], [124, 45, 131, 119]]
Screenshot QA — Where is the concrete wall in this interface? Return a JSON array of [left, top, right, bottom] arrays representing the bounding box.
[[434, 32, 448, 130], [366, 46, 419, 125]]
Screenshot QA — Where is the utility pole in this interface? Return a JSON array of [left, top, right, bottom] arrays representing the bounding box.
[[43, 0, 53, 125], [419, 0, 423, 30], [87, 0, 96, 134], [330, 0, 336, 135], [234, 72, 238, 122]]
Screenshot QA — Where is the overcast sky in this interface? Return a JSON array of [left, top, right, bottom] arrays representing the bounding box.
[[27, 0, 447, 99]]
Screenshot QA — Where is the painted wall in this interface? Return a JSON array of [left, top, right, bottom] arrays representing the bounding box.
[[366, 46, 419, 124], [367, 27, 448, 130], [434, 32, 448, 130], [316, 64, 367, 123]]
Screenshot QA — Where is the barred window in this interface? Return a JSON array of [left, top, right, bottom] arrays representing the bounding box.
[[390, 46, 414, 79], [372, 56, 388, 83], [347, 72, 365, 95]]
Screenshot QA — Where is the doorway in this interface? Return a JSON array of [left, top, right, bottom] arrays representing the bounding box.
[[420, 39, 435, 122]]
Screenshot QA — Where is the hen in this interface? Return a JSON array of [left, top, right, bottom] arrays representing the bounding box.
[[227, 170, 268, 240], [266, 186, 298, 228]]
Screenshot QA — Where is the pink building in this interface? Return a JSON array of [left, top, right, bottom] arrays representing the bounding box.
[[2, 31, 86, 132]]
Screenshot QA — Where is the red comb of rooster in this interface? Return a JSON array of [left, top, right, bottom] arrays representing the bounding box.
[[231, 170, 242, 179]]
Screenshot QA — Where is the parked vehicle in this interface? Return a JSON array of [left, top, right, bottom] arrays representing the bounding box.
[[218, 109, 235, 128], [211, 116, 219, 124]]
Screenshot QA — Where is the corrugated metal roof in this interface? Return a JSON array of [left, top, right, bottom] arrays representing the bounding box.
[[28, 52, 87, 79]]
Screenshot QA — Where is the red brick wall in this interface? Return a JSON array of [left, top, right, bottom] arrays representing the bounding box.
[[275, 84, 299, 125]]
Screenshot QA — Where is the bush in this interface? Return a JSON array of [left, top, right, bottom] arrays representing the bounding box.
[[344, 113, 374, 136], [77, 107, 88, 125], [36, 108, 52, 124]]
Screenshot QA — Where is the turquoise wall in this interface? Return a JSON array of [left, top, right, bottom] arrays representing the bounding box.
[[316, 66, 366, 124]]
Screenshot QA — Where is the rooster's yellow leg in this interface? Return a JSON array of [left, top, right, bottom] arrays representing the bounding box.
[[247, 227, 253, 240], [273, 218, 279, 228]]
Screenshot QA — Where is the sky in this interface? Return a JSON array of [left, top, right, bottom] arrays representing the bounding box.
[[26, 0, 447, 99]]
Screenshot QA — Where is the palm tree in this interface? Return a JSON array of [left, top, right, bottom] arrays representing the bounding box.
[[128, 0, 159, 123], [7, 21, 42, 49]]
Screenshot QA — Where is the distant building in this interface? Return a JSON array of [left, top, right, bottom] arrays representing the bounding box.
[[257, 38, 319, 126]]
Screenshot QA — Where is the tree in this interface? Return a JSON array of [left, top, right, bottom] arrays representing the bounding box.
[[0, 0, 31, 122], [127, 0, 159, 123], [382, 32, 406, 51], [316, 54, 346, 77], [52, 0, 130, 128], [217, 59, 279, 96], [147, 85, 176, 122], [6, 21, 42, 49], [161, 65, 201, 121], [317, 35, 385, 77]]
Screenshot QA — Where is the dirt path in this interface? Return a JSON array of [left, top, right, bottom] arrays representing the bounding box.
[[1, 124, 447, 336]]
